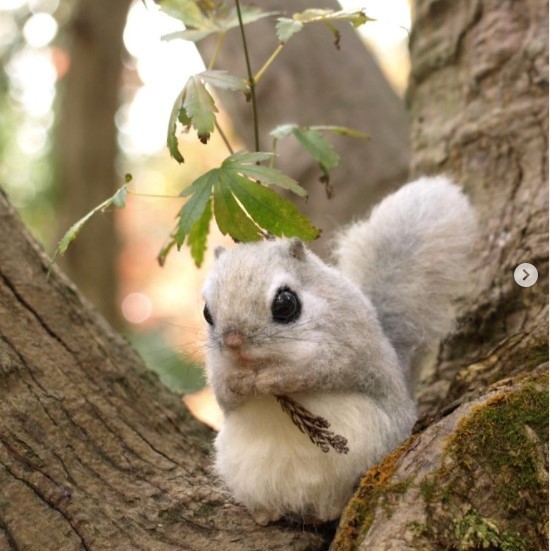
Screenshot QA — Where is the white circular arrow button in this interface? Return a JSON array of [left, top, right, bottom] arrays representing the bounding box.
[[514, 263, 538, 288]]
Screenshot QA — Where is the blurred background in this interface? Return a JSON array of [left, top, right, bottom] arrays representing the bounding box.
[[0, 0, 411, 428]]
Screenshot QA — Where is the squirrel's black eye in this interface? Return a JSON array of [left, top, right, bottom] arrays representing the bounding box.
[[203, 304, 214, 326], [271, 287, 301, 324]]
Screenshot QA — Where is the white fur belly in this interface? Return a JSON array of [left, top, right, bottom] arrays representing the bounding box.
[[214, 392, 415, 521]]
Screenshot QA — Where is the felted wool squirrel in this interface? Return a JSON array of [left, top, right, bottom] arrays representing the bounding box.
[[202, 175, 476, 525]]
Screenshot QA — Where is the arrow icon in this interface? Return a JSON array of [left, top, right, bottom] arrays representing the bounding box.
[[514, 263, 538, 288]]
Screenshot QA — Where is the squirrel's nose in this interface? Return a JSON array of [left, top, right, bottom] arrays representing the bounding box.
[[223, 330, 245, 349]]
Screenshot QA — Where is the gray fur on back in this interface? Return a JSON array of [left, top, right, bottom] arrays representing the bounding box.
[[333, 175, 477, 376]]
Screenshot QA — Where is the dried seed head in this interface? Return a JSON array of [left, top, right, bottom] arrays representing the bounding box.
[[276, 395, 350, 455]]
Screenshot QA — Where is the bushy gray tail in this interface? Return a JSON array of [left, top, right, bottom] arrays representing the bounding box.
[[333, 176, 477, 378]]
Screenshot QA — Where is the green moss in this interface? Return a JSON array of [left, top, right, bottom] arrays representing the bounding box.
[[409, 506, 529, 550], [448, 372, 548, 504], [351, 474, 415, 543], [333, 370, 548, 550], [417, 370, 549, 549], [419, 477, 438, 504], [331, 437, 416, 551], [451, 507, 528, 550], [524, 343, 549, 371], [380, 478, 414, 518]]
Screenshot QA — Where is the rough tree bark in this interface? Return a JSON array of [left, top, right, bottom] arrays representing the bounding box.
[[197, 0, 410, 256], [56, 0, 132, 328], [331, 0, 548, 548], [0, 190, 328, 550], [408, 0, 549, 414]]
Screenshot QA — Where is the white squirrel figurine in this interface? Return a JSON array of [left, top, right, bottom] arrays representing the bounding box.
[[202, 175, 476, 525]]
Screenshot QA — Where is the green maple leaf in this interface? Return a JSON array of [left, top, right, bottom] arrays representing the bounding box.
[[161, 5, 277, 43], [219, 171, 318, 240], [292, 128, 340, 174], [167, 152, 319, 266], [188, 197, 213, 267], [276, 8, 374, 44], [270, 124, 368, 186], [222, 151, 308, 197], [213, 178, 262, 242], [167, 88, 186, 163], [166, 71, 248, 162], [183, 75, 218, 144], [51, 184, 128, 269], [176, 170, 217, 246], [199, 70, 248, 92]]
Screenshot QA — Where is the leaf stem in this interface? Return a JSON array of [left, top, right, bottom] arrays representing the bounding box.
[[270, 136, 277, 168], [253, 44, 284, 84], [235, 0, 260, 152], [208, 32, 226, 70], [127, 190, 179, 199], [215, 119, 234, 154]]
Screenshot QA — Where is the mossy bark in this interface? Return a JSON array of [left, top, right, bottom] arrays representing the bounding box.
[[331, 0, 548, 548], [332, 368, 548, 550]]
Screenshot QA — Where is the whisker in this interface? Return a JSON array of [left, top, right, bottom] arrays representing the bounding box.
[[147, 317, 206, 334]]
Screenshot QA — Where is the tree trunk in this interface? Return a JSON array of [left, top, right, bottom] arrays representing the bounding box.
[[56, 0, 132, 328], [408, 0, 549, 414], [0, 192, 327, 549], [1, 1, 547, 549], [331, 0, 548, 548], [197, 0, 410, 257]]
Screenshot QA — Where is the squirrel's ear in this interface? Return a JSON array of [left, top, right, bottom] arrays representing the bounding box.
[[214, 246, 226, 259], [288, 238, 306, 261]]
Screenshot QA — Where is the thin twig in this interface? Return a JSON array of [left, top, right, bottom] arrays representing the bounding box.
[[208, 32, 226, 70], [235, 0, 260, 152], [253, 44, 284, 84], [215, 119, 234, 154], [270, 136, 277, 168], [127, 190, 179, 199]]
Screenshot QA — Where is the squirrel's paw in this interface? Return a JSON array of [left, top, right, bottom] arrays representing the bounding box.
[[255, 369, 305, 396], [211, 368, 256, 410], [251, 507, 283, 526], [225, 370, 255, 397]]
